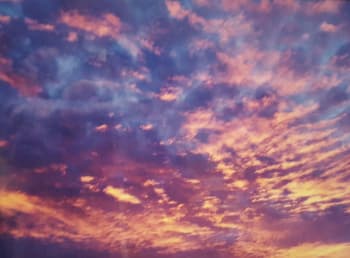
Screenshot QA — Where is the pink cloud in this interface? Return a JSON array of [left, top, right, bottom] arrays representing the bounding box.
[[320, 21, 339, 33], [25, 18, 55, 31], [166, 0, 253, 44], [60, 11, 121, 39], [165, 0, 189, 20], [306, 0, 342, 15], [0, 15, 11, 24]]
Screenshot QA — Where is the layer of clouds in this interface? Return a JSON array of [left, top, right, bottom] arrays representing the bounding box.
[[1, 0, 350, 257]]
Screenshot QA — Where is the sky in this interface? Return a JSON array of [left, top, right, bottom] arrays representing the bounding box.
[[0, 0, 350, 257]]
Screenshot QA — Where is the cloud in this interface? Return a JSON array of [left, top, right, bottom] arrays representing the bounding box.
[[104, 186, 141, 204], [306, 0, 342, 15], [1, 0, 350, 257], [24, 18, 55, 31], [59, 11, 142, 57], [275, 242, 350, 258], [166, 0, 189, 20], [166, 0, 253, 44], [333, 42, 350, 68], [320, 21, 339, 33], [0, 15, 11, 24], [0, 57, 42, 96], [0, 235, 112, 258], [60, 11, 121, 39]]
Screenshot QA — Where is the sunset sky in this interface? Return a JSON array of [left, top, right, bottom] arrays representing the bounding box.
[[1, 0, 350, 257]]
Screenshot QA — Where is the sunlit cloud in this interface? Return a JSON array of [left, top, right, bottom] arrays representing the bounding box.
[[1, 0, 350, 257], [320, 22, 339, 33], [104, 186, 141, 205], [60, 11, 121, 39]]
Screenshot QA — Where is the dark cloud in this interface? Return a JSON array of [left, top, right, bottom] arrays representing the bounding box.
[[62, 80, 114, 102], [280, 47, 316, 76], [195, 128, 214, 143], [254, 87, 279, 118], [338, 110, 350, 130], [319, 84, 349, 111], [181, 86, 214, 110], [0, 2, 22, 18], [17, 47, 58, 83], [0, 235, 112, 258], [256, 155, 276, 165], [170, 151, 216, 178], [334, 42, 350, 68], [276, 205, 350, 247], [0, 82, 20, 134], [163, 177, 198, 204], [21, 0, 60, 22], [0, 19, 33, 60]]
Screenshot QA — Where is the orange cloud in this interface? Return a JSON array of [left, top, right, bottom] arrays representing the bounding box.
[[104, 186, 141, 204], [180, 89, 350, 218], [140, 123, 153, 131], [0, 189, 217, 254], [275, 243, 350, 258], [157, 87, 182, 102], [80, 176, 94, 183], [95, 124, 109, 132]]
